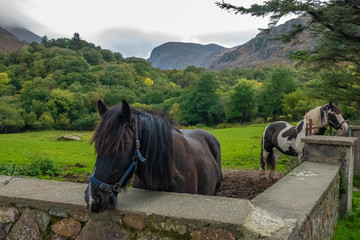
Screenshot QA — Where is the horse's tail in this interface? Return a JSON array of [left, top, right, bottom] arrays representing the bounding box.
[[260, 127, 275, 171], [214, 136, 223, 194]]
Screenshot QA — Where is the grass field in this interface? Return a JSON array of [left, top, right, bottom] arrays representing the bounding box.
[[0, 124, 297, 180], [209, 125, 264, 169], [0, 131, 96, 179]]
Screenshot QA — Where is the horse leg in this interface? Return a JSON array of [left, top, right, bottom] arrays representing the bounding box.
[[269, 149, 281, 181], [259, 148, 270, 181]]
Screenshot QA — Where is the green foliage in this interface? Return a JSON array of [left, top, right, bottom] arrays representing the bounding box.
[[0, 163, 23, 176], [0, 103, 25, 133], [353, 176, 360, 189], [217, 0, 360, 68], [25, 156, 62, 177], [282, 88, 323, 120], [227, 79, 261, 123], [179, 73, 224, 125], [308, 66, 360, 120], [0, 157, 61, 177], [1, 30, 358, 131], [333, 191, 360, 240], [259, 66, 298, 118], [217, 0, 360, 123]]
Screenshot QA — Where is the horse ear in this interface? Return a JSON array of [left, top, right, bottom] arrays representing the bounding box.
[[97, 100, 108, 117], [121, 99, 132, 122]]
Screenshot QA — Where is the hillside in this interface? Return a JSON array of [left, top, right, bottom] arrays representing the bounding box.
[[147, 17, 317, 70], [210, 17, 317, 70], [4, 26, 42, 43], [147, 42, 226, 70], [0, 26, 27, 52]]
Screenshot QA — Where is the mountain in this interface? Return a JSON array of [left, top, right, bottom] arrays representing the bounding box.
[[147, 17, 317, 70], [3, 26, 42, 44], [147, 42, 227, 70], [0, 26, 27, 52], [209, 16, 317, 70]]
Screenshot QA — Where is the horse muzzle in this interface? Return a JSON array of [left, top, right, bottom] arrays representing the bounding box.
[[85, 184, 116, 213]]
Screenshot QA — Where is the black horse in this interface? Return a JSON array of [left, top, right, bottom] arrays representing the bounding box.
[[85, 100, 222, 212]]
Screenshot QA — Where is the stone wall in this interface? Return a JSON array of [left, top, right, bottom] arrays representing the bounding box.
[[302, 135, 357, 218], [349, 125, 360, 176], [0, 160, 340, 240]]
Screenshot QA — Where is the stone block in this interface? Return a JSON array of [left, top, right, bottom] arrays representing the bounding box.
[[51, 217, 81, 238], [8, 208, 41, 240], [77, 219, 130, 240], [0, 206, 19, 223], [302, 135, 357, 218]]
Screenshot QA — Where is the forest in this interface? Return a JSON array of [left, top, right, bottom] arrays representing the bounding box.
[[0, 32, 359, 133]]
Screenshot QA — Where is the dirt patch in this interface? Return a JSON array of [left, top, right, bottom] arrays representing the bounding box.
[[216, 169, 282, 200], [63, 169, 282, 200]]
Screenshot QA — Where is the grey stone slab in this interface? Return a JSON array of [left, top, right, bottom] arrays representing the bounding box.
[[0, 175, 252, 226], [117, 188, 252, 225], [251, 161, 339, 224], [301, 135, 357, 146]]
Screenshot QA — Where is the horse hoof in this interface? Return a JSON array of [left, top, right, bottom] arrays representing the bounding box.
[[258, 171, 266, 181]]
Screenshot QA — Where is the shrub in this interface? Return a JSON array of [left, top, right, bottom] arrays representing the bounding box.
[[0, 163, 23, 176], [25, 156, 62, 177]]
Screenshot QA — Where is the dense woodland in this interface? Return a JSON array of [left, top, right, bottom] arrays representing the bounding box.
[[0, 30, 359, 133]]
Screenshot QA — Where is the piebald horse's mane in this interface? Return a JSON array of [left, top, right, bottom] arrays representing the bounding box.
[[304, 103, 342, 135]]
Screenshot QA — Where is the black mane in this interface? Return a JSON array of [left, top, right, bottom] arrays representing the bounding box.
[[92, 105, 175, 191], [91, 104, 134, 156], [134, 109, 175, 191]]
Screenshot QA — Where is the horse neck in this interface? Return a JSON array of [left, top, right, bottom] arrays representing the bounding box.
[[135, 112, 175, 191], [305, 106, 328, 135]]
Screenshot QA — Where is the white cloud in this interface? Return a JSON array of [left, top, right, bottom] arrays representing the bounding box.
[[0, 0, 278, 58], [93, 28, 178, 58]]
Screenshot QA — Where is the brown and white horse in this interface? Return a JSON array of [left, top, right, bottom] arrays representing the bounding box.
[[259, 102, 348, 180]]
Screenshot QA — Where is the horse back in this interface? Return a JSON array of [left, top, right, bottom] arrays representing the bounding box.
[[263, 120, 305, 155], [174, 129, 222, 195]]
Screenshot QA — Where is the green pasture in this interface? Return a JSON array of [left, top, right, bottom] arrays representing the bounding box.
[[0, 124, 296, 180], [0, 131, 96, 179], [209, 125, 264, 170]]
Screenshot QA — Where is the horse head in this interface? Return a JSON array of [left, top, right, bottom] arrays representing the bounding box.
[[325, 102, 349, 132], [84, 99, 144, 213]]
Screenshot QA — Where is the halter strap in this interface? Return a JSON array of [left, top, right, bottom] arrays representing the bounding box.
[[89, 123, 146, 206], [328, 118, 346, 130]]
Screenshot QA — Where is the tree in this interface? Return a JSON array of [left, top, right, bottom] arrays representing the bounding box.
[[70, 32, 83, 50], [41, 35, 49, 47], [258, 67, 297, 118], [100, 49, 116, 62], [0, 103, 25, 133], [46, 89, 75, 117], [0, 72, 10, 88], [217, 0, 360, 121], [216, 0, 360, 68], [81, 47, 104, 66], [227, 79, 260, 123], [179, 73, 224, 125], [282, 88, 322, 120]]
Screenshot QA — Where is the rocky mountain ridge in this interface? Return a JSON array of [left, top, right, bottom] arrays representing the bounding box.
[[0, 26, 27, 52], [147, 42, 226, 70], [148, 16, 316, 70]]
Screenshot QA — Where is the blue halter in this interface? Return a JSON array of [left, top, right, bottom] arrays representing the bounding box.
[[89, 124, 146, 206]]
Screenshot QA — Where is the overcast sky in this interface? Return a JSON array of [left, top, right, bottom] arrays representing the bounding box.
[[0, 0, 284, 58]]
